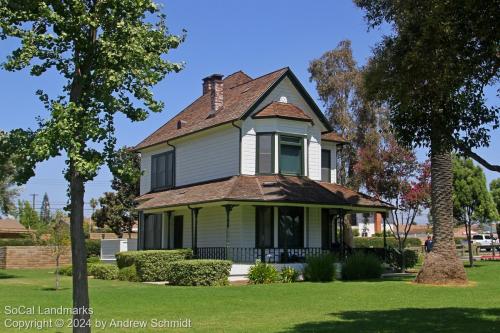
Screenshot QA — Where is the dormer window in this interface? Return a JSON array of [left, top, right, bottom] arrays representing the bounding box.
[[279, 135, 304, 175], [151, 151, 174, 191]]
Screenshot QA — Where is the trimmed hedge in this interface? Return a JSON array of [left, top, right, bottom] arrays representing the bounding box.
[[167, 260, 232, 286], [118, 265, 139, 282], [0, 238, 37, 246], [122, 249, 193, 282], [354, 237, 421, 248], [248, 262, 279, 284], [85, 239, 101, 258], [388, 249, 419, 270], [342, 253, 383, 280], [304, 254, 335, 282], [92, 264, 119, 280]]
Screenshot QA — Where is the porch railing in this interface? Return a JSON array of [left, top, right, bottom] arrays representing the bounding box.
[[195, 247, 330, 263]]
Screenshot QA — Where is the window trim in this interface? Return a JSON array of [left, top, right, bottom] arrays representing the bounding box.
[[255, 132, 275, 175], [151, 150, 175, 191], [278, 134, 305, 176]]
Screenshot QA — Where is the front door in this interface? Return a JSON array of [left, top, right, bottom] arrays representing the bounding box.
[[173, 216, 183, 249]]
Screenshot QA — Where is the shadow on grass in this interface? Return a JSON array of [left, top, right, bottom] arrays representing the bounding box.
[[40, 287, 70, 291], [281, 308, 500, 333], [0, 271, 18, 279]]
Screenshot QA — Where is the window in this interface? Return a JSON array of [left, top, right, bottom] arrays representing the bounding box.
[[279, 135, 303, 175], [321, 149, 331, 182], [151, 151, 174, 190], [255, 206, 274, 248], [278, 207, 304, 248], [256, 133, 274, 174], [472, 235, 482, 240], [144, 214, 162, 250]]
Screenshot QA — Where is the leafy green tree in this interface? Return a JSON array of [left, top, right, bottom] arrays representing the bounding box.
[[44, 210, 71, 290], [92, 192, 133, 238], [40, 192, 51, 223], [355, 0, 499, 284], [491, 179, 500, 218], [308, 39, 389, 188], [0, 2, 184, 330], [453, 157, 499, 267], [0, 132, 19, 217], [17, 200, 40, 230]]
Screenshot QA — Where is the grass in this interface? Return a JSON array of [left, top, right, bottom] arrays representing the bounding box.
[[0, 263, 499, 332]]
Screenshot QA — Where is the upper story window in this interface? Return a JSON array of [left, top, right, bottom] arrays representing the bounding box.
[[256, 133, 274, 174], [151, 151, 174, 191], [279, 135, 303, 175], [321, 149, 331, 182]]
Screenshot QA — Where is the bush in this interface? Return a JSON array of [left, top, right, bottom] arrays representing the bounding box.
[[248, 262, 279, 284], [353, 237, 421, 248], [92, 264, 119, 280], [342, 253, 383, 280], [129, 249, 193, 282], [59, 266, 73, 276], [118, 265, 139, 282], [303, 254, 335, 282], [87, 255, 100, 264], [388, 249, 419, 270], [85, 239, 100, 258], [279, 266, 300, 283], [167, 260, 232, 286], [0, 238, 37, 246]]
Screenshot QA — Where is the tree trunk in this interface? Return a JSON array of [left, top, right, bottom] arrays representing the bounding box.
[[466, 220, 473, 267], [55, 254, 60, 291], [69, 169, 91, 332], [398, 238, 405, 273], [416, 138, 467, 284]]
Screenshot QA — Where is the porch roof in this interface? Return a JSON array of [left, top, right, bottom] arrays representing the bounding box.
[[136, 175, 392, 211]]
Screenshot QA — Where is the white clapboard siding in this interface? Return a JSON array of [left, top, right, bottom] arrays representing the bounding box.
[[175, 126, 239, 186], [321, 141, 338, 184], [308, 207, 322, 248]]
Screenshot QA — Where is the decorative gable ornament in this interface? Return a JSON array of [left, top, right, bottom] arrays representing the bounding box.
[[279, 96, 288, 103]]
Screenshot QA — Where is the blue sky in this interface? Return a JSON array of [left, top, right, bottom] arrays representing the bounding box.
[[0, 0, 498, 217]]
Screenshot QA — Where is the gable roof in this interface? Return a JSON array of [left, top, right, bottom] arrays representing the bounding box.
[[321, 132, 349, 144], [135, 67, 333, 150], [252, 101, 312, 123], [136, 175, 392, 211]]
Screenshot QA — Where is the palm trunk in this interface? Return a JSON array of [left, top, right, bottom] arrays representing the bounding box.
[[415, 136, 467, 284], [69, 168, 91, 332]]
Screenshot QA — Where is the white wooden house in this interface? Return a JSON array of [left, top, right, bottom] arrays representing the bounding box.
[[134, 67, 391, 263]]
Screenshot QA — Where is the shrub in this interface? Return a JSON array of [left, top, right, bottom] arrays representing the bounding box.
[[0, 238, 37, 246], [59, 266, 73, 276], [248, 262, 279, 284], [353, 237, 421, 248], [87, 255, 100, 264], [92, 264, 119, 280], [167, 260, 232, 286], [130, 249, 193, 282], [342, 253, 383, 280], [85, 239, 101, 258], [118, 265, 139, 282], [388, 249, 419, 270], [279, 266, 300, 283], [303, 254, 335, 282]]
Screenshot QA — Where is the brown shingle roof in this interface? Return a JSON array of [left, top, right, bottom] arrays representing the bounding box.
[[135, 68, 289, 150], [252, 101, 313, 122], [136, 175, 392, 210], [321, 132, 349, 144]]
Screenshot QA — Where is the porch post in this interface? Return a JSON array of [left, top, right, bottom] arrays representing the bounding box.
[[382, 212, 387, 263], [223, 204, 237, 260], [193, 208, 200, 254], [138, 211, 144, 250], [166, 211, 172, 249]]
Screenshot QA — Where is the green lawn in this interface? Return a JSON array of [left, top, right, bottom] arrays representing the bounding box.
[[0, 263, 499, 333]]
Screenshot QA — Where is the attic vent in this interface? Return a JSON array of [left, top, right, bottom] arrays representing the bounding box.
[[177, 120, 187, 129], [279, 96, 288, 103], [262, 181, 278, 187]]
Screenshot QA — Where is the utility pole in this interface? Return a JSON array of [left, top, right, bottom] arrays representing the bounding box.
[[30, 193, 38, 210]]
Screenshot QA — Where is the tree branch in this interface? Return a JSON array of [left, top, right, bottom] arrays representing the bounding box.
[[459, 145, 500, 172]]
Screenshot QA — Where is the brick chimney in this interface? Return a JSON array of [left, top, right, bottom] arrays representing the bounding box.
[[203, 74, 224, 116]]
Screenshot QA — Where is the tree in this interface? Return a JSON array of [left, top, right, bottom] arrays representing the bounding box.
[[40, 192, 51, 223], [89, 198, 98, 233], [491, 179, 500, 216], [355, 0, 499, 284], [0, 132, 19, 217], [354, 138, 431, 271], [16, 200, 40, 230], [45, 210, 71, 290], [453, 157, 498, 266], [0, 2, 184, 331], [308, 39, 388, 188], [92, 147, 140, 238]]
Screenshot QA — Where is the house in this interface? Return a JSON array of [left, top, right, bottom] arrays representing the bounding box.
[[134, 67, 392, 263], [0, 218, 30, 238]]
